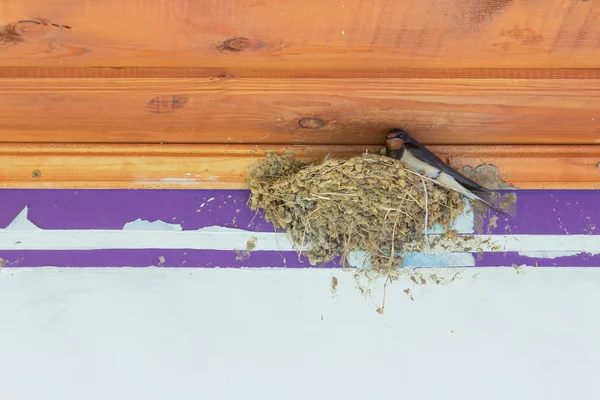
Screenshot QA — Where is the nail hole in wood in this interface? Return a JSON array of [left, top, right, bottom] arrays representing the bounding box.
[[32, 170, 41, 178]]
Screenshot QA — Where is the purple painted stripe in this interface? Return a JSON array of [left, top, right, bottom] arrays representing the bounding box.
[[0, 249, 340, 268], [3, 249, 598, 268], [1, 189, 599, 235], [0, 189, 276, 232], [476, 252, 600, 267], [485, 190, 600, 235]]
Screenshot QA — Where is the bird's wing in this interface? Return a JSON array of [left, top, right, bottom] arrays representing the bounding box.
[[403, 139, 490, 193]]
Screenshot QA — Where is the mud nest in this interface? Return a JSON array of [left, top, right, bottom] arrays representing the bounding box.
[[247, 152, 465, 270]]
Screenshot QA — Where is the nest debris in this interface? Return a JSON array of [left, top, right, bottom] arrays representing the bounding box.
[[247, 152, 465, 270]]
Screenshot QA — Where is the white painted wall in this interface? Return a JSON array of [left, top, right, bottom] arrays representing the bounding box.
[[1, 267, 599, 400]]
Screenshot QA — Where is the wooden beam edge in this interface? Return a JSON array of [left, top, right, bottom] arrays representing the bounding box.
[[2, 67, 600, 79], [1, 144, 600, 189]]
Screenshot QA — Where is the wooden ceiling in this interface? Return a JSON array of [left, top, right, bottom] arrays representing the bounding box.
[[1, 0, 599, 188]]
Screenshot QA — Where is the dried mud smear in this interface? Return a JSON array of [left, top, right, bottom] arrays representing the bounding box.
[[458, 164, 517, 233], [247, 153, 465, 270], [458, 164, 515, 190], [235, 236, 257, 261]]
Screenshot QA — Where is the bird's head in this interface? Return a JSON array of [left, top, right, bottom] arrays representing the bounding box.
[[385, 129, 407, 159]]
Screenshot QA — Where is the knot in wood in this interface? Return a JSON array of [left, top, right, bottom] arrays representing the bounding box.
[[298, 117, 326, 129]]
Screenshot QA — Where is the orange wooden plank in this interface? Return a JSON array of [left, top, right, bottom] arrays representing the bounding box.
[[0, 0, 599, 74], [1, 143, 599, 189], [0, 77, 598, 145], [3, 67, 600, 80], [0, 144, 381, 189]]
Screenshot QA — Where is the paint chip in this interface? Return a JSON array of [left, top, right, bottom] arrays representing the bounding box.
[[4, 207, 42, 231], [123, 219, 182, 232], [199, 198, 216, 208]]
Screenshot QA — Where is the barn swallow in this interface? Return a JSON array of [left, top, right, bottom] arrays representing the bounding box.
[[386, 129, 503, 213]]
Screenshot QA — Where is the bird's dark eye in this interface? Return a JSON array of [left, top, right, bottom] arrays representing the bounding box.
[[387, 129, 405, 139]]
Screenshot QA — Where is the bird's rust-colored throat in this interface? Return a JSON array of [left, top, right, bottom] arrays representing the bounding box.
[[386, 138, 404, 151]]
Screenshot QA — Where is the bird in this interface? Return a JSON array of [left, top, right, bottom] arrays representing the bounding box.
[[385, 128, 504, 214]]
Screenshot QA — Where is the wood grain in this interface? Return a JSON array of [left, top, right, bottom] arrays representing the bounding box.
[[1, 1, 599, 190], [1, 143, 600, 189], [1, 77, 599, 145], [1, 0, 599, 76], [3, 67, 600, 79]]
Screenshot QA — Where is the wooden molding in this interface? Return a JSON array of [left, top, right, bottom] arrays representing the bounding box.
[[1, 144, 599, 189], [1, 78, 599, 146], [2, 2, 599, 191]]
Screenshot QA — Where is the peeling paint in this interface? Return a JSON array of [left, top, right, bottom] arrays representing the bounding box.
[[2, 207, 599, 257], [4, 207, 41, 231], [199, 198, 215, 208], [517, 251, 600, 259], [402, 253, 476, 268], [123, 219, 182, 232], [159, 178, 198, 185], [2, 194, 599, 268]]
